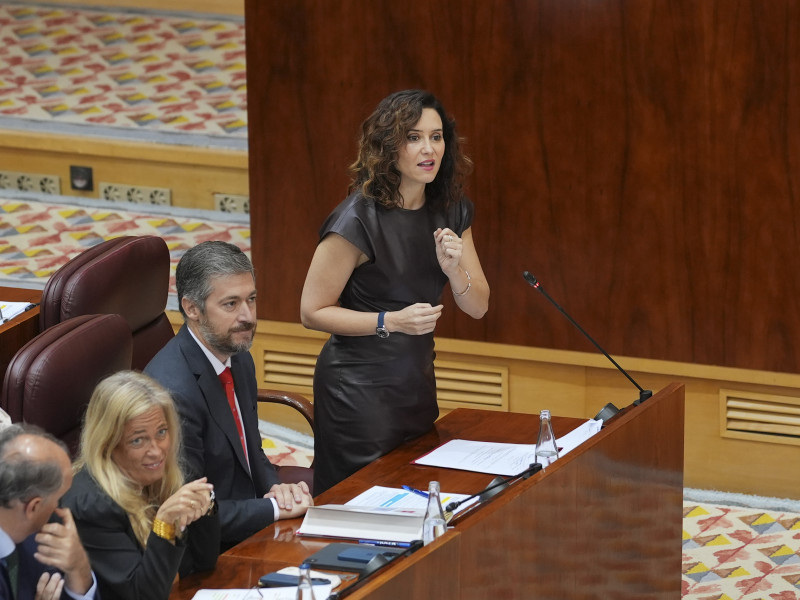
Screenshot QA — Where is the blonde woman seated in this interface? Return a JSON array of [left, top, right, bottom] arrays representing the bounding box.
[[62, 371, 219, 600]]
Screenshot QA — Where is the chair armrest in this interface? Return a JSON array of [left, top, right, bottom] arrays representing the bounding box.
[[256, 388, 314, 430]]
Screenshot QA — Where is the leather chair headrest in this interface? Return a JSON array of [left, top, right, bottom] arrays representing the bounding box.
[[41, 236, 169, 332], [1, 314, 133, 456]]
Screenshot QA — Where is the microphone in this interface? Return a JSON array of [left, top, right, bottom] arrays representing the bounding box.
[[522, 271, 652, 420], [444, 463, 543, 513]]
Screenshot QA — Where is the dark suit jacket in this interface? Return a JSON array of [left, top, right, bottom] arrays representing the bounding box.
[[61, 469, 218, 600], [1, 532, 96, 600], [144, 325, 281, 548]]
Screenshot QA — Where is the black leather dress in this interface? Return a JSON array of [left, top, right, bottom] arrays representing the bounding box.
[[312, 192, 474, 494]]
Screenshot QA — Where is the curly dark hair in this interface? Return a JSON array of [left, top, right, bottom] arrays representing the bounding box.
[[348, 90, 473, 211]]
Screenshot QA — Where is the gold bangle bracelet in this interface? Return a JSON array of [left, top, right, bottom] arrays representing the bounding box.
[[152, 518, 176, 541], [453, 269, 471, 296]]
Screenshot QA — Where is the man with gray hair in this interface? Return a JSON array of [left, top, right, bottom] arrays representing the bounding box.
[[0, 424, 96, 600], [145, 241, 312, 551]]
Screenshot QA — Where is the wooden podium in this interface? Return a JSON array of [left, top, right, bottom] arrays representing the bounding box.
[[170, 383, 684, 599]]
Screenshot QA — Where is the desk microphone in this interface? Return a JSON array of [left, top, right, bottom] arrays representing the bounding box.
[[444, 463, 543, 513], [522, 271, 652, 420]]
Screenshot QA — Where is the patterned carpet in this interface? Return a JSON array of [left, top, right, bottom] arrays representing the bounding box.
[[0, 192, 249, 304], [0, 1, 246, 147], [683, 502, 800, 599], [260, 423, 313, 469]]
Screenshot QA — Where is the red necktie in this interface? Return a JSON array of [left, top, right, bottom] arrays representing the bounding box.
[[219, 367, 248, 461]]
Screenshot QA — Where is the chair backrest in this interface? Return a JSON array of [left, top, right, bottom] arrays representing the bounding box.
[[1, 314, 133, 456], [40, 235, 174, 370]]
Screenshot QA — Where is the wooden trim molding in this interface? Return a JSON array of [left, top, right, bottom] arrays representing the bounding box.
[[40, 0, 243, 16], [0, 129, 248, 211]]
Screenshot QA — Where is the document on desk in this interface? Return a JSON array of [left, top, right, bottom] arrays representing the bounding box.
[[192, 585, 333, 599], [296, 503, 426, 543], [412, 419, 603, 475], [0, 301, 34, 324], [192, 568, 336, 600], [295, 486, 474, 543], [347, 485, 476, 515]]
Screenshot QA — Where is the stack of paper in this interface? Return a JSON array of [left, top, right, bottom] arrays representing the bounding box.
[[296, 486, 472, 543]]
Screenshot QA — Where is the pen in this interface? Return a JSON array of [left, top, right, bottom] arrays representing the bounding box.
[[401, 485, 429, 499], [358, 539, 412, 548]]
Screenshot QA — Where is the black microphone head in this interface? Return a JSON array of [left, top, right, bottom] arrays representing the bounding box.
[[523, 463, 543, 479], [444, 501, 459, 512], [522, 271, 538, 286]]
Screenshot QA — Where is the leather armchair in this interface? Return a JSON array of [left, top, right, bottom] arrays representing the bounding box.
[[39, 235, 173, 370], [1, 314, 133, 456]]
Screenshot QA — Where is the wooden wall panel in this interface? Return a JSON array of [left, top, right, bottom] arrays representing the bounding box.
[[246, 0, 800, 374]]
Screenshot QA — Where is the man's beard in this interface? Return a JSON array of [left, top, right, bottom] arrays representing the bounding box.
[[199, 317, 255, 356]]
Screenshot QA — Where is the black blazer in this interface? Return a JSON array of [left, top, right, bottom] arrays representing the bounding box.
[[144, 325, 281, 548], [62, 469, 219, 600], [1, 532, 97, 600]]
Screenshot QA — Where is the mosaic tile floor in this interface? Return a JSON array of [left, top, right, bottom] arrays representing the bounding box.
[[0, 194, 249, 301], [0, 1, 246, 144]]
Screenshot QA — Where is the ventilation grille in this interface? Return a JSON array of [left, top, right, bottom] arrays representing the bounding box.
[[721, 389, 800, 446], [261, 350, 507, 409], [263, 351, 316, 388], [435, 361, 507, 409]]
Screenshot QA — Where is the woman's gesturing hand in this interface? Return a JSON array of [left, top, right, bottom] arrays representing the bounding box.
[[434, 227, 462, 276], [155, 477, 215, 534], [385, 303, 443, 336]]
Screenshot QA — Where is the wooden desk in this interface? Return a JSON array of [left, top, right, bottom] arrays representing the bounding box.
[[0, 286, 41, 390], [171, 383, 684, 599]]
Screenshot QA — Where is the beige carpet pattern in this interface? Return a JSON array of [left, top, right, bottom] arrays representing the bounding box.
[[683, 502, 800, 599]]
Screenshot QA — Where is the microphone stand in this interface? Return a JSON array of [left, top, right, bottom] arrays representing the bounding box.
[[522, 271, 652, 420], [444, 463, 543, 513]]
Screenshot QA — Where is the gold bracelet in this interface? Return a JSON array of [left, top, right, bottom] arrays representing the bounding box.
[[453, 269, 471, 296], [152, 518, 176, 541]]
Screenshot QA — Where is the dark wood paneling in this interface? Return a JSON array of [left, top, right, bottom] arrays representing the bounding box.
[[247, 0, 800, 373]]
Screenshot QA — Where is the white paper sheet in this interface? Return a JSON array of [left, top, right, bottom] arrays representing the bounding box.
[[345, 485, 474, 513], [411, 419, 603, 475], [191, 567, 336, 600], [0, 301, 34, 324]]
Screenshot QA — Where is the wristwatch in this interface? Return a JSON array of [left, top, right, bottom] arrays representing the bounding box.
[[206, 490, 217, 516], [376, 311, 389, 338]]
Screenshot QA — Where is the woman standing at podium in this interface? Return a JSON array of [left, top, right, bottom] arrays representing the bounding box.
[[301, 89, 490, 494]]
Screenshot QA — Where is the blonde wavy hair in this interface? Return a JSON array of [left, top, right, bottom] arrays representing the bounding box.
[[75, 371, 185, 547]]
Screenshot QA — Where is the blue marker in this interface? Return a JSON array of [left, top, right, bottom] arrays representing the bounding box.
[[401, 485, 429, 499], [358, 539, 412, 548]]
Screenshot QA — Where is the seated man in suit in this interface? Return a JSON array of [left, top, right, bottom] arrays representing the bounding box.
[[0, 424, 97, 600], [145, 241, 312, 550]]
